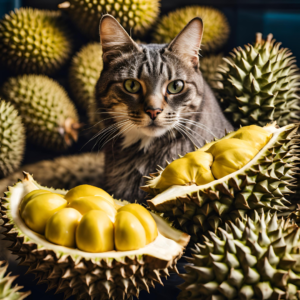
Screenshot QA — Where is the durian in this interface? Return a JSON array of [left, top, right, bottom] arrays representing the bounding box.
[[69, 43, 103, 130], [58, 0, 160, 40], [178, 212, 300, 300], [0, 100, 25, 178], [216, 33, 300, 127], [1, 75, 80, 151], [200, 54, 224, 91], [145, 123, 300, 241], [0, 8, 72, 75], [0, 261, 30, 300], [0, 173, 189, 300], [152, 6, 230, 52]]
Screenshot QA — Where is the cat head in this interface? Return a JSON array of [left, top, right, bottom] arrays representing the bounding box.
[[96, 14, 204, 150]]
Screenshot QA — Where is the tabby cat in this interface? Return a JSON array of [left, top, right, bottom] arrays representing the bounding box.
[[95, 15, 233, 202]]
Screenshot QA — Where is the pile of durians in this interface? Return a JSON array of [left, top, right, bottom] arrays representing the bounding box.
[[0, 0, 300, 300]]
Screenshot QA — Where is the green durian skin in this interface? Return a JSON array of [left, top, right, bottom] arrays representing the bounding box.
[[216, 33, 300, 127], [153, 6, 230, 53], [0, 8, 72, 75], [60, 0, 160, 40], [69, 43, 103, 130], [1, 75, 79, 151], [178, 212, 300, 300], [0, 100, 25, 178], [0, 261, 30, 300]]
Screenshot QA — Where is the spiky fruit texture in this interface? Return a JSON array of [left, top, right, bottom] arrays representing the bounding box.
[[69, 43, 103, 129], [146, 123, 300, 242], [216, 33, 300, 127], [58, 0, 160, 40], [179, 212, 300, 300], [0, 173, 189, 300], [0, 261, 30, 300], [0, 100, 25, 178], [0, 8, 72, 75], [152, 6, 229, 52], [200, 54, 224, 90], [1, 75, 80, 151]]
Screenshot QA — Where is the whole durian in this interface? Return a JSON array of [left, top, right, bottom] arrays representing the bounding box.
[[145, 123, 300, 242], [0, 100, 25, 178], [0, 8, 72, 75], [69, 43, 103, 129], [200, 54, 224, 90], [152, 6, 229, 52], [178, 212, 300, 300], [58, 0, 160, 40], [1, 75, 80, 151], [216, 33, 300, 127], [0, 261, 30, 300]]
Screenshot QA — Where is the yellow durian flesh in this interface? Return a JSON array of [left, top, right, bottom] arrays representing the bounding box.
[[229, 125, 272, 150], [68, 196, 116, 220], [19, 189, 50, 214], [207, 138, 259, 179], [155, 151, 214, 192], [45, 208, 82, 248], [21, 194, 67, 234], [64, 184, 114, 206], [118, 204, 158, 244], [114, 211, 147, 251], [76, 210, 114, 253]]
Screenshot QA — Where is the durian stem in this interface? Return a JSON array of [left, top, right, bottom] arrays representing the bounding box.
[[63, 118, 82, 146], [58, 1, 70, 9], [256, 32, 262, 45]]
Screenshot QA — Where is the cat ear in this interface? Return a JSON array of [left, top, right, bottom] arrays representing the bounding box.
[[167, 17, 203, 67], [99, 14, 141, 63]]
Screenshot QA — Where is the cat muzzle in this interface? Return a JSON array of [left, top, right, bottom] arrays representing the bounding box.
[[145, 107, 163, 120]]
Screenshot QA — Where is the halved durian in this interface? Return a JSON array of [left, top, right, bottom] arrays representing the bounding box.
[[145, 123, 300, 242], [0, 173, 189, 300]]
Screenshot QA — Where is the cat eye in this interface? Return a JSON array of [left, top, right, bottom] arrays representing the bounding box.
[[124, 79, 141, 94], [167, 80, 184, 94]]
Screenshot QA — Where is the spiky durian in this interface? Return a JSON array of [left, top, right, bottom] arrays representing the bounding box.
[[0, 261, 30, 300], [0, 8, 72, 75], [0, 173, 189, 300], [200, 54, 224, 91], [69, 43, 103, 129], [0, 100, 25, 178], [216, 33, 300, 127], [145, 123, 300, 242], [58, 0, 160, 40], [152, 6, 229, 53], [178, 212, 300, 300], [1, 75, 80, 151]]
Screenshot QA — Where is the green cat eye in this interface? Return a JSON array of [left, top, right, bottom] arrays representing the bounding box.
[[124, 79, 141, 94], [167, 80, 184, 94]]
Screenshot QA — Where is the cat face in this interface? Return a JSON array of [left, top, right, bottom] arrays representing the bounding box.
[[96, 15, 204, 149]]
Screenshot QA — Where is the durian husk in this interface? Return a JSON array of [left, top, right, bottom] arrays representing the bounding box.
[[152, 6, 230, 53], [69, 43, 103, 131], [178, 211, 300, 300], [1, 75, 80, 151], [0, 100, 25, 178], [0, 8, 72, 75], [0, 261, 31, 300], [0, 173, 189, 300], [216, 33, 300, 127], [58, 0, 160, 40], [145, 123, 300, 242]]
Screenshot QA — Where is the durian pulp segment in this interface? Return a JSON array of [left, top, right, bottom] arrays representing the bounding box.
[[8, 173, 189, 260], [148, 123, 293, 208]]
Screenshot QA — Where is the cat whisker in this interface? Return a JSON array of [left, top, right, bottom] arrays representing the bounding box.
[[84, 116, 128, 132], [179, 118, 217, 137], [178, 122, 207, 143], [175, 124, 200, 148]]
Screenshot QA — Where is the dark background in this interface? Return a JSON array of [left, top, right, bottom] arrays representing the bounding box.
[[1, 0, 300, 299]]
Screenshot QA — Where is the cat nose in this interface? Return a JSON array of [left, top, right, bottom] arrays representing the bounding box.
[[145, 107, 163, 120]]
